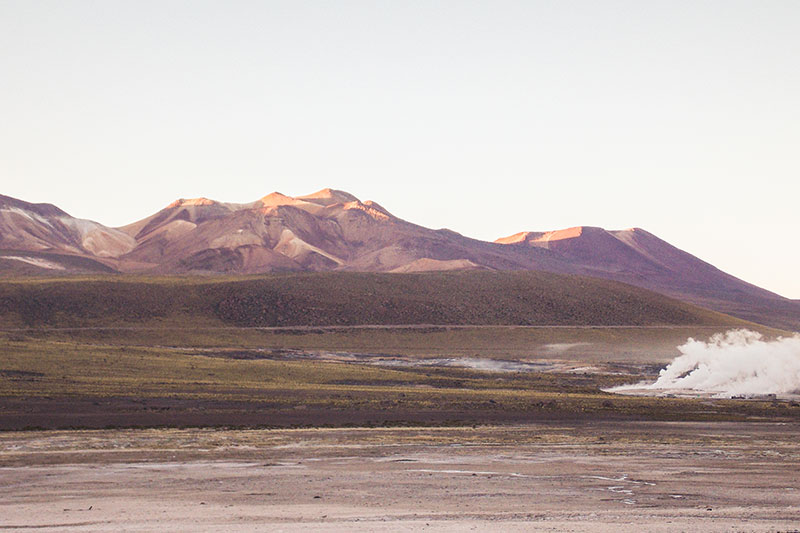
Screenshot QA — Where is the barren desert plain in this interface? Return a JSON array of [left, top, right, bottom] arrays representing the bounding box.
[[3, 422, 800, 532]]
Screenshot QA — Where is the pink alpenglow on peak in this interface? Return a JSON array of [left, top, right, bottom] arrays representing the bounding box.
[[166, 198, 218, 208], [297, 188, 360, 206], [495, 227, 603, 246]]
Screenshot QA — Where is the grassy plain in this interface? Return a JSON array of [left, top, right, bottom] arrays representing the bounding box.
[[1, 327, 798, 430]]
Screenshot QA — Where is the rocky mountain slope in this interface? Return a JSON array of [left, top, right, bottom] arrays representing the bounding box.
[[112, 188, 568, 275], [0, 189, 796, 330], [0, 194, 131, 273]]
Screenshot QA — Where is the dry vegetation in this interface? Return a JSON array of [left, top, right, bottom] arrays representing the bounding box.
[[0, 272, 792, 430], [0, 271, 755, 328], [2, 330, 798, 430]]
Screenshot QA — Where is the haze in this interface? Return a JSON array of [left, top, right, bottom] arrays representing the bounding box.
[[1, 0, 798, 297]]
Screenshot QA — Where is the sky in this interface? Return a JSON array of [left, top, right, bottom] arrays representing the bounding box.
[[1, 0, 798, 298]]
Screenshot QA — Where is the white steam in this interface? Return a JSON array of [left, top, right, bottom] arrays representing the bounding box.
[[612, 329, 800, 398]]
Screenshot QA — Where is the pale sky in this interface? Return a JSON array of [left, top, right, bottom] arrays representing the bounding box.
[[1, 1, 798, 298]]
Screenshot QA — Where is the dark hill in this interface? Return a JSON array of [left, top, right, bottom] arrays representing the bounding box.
[[0, 271, 754, 329]]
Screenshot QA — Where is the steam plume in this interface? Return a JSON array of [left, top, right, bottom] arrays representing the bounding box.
[[613, 329, 800, 398]]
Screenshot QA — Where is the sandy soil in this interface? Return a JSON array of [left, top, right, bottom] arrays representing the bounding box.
[[1, 422, 799, 532]]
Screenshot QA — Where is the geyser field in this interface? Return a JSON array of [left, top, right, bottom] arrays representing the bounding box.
[[610, 329, 800, 399], [1, 274, 799, 530]]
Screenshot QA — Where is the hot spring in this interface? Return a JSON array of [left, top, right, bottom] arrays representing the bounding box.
[[608, 329, 800, 399]]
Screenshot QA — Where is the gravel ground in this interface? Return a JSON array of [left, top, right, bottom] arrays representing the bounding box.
[[1, 422, 799, 532]]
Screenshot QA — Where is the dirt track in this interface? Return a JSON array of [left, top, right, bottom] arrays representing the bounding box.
[[2, 422, 799, 532]]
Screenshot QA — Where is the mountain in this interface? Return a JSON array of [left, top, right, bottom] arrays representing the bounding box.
[[0, 190, 797, 330], [0, 194, 132, 274], [493, 226, 798, 330], [114, 188, 567, 275]]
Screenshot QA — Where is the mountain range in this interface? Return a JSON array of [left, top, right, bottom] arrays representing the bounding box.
[[1, 189, 797, 330]]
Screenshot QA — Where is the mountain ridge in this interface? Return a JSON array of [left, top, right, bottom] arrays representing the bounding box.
[[0, 189, 797, 330]]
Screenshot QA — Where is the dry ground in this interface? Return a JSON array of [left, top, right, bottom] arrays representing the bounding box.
[[1, 422, 800, 532]]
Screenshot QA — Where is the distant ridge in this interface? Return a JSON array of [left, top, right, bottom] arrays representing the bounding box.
[[0, 190, 797, 330]]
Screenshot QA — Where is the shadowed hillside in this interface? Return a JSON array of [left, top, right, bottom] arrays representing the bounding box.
[[0, 271, 755, 329]]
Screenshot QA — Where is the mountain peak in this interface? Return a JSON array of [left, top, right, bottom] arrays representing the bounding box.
[[298, 188, 359, 205], [259, 191, 294, 206], [167, 198, 218, 208], [494, 231, 534, 245], [535, 226, 603, 242], [496, 226, 613, 245], [0, 194, 70, 218]]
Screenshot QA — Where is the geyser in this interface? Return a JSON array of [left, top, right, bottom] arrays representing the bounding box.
[[611, 329, 800, 398]]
